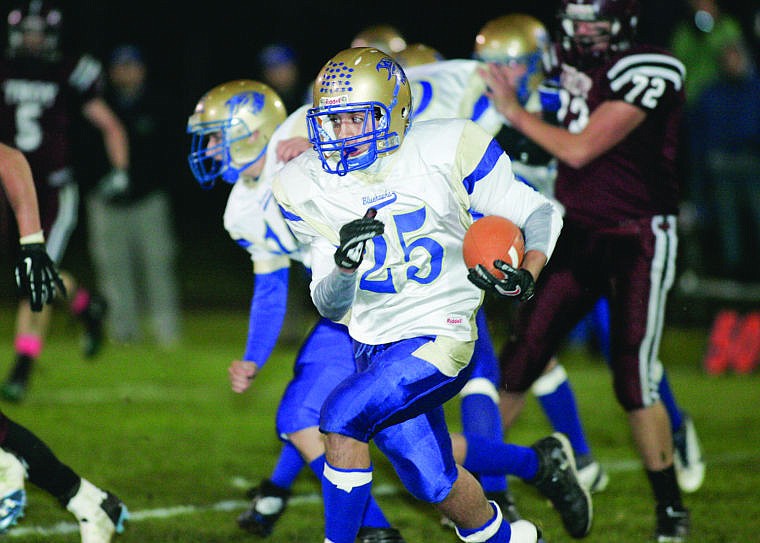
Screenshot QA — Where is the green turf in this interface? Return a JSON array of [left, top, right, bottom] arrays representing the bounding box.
[[0, 306, 757, 542]]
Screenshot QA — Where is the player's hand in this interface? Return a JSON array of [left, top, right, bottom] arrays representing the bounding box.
[[467, 260, 535, 302], [97, 168, 130, 203], [14, 242, 66, 311], [334, 208, 384, 270], [276, 137, 312, 163], [229, 360, 259, 393], [478, 63, 522, 123]]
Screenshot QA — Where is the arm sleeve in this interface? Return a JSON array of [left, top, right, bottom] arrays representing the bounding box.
[[242, 267, 289, 368], [311, 267, 357, 322]]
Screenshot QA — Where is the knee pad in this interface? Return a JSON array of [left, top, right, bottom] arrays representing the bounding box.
[[531, 363, 568, 396], [459, 377, 499, 403]]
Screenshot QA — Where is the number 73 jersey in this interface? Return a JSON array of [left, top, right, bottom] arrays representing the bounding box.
[[552, 43, 686, 230], [272, 118, 561, 345]]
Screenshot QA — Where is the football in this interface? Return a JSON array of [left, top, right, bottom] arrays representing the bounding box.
[[463, 215, 525, 279]]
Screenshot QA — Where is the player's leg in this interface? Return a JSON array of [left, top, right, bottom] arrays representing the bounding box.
[[324, 337, 541, 543], [591, 297, 704, 494], [451, 430, 592, 539], [531, 358, 609, 493], [49, 183, 107, 358], [0, 412, 128, 539], [375, 404, 541, 543], [614, 215, 689, 541], [459, 308, 519, 520], [1, 300, 50, 402], [238, 319, 402, 540]]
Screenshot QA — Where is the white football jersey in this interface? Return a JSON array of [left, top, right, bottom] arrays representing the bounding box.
[[405, 59, 555, 198], [272, 118, 561, 345], [223, 104, 311, 274], [405, 59, 505, 136]]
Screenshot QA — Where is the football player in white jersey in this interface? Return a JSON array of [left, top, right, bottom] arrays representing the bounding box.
[[272, 47, 592, 543], [187, 80, 407, 543]]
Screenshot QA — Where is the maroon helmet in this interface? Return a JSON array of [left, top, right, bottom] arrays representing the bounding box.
[[6, 0, 63, 60], [557, 0, 640, 66]]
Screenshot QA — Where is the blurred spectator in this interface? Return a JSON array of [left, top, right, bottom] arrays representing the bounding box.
[[257, 42, 307, 112], [670, 0, 745, 276], [671, 0, 744, 107], [87, 44, 182, 347], [691, 38, 760, 281]]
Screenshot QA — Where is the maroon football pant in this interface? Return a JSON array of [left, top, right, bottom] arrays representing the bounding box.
[[499, 215, 678, 411]]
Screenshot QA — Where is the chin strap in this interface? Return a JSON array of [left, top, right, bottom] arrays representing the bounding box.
[[221, 168, 240, 183]]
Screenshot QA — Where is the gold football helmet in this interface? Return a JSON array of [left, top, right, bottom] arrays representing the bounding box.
[[186, 79, 286, 187], [395, 43, 444, 69], [473, 14, 550, 103], [350, 24, 407, 54], [308, 47, 412, 175]]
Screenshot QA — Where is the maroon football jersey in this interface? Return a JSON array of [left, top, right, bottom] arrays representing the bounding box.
[[552, 44, 685, 230], [0, 54, 103, 183]]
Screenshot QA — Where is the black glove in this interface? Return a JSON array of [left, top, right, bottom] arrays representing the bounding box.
[[14, 243, 67, 311], [334, 208, 385, 270], [467, 259, 535, 302], [97, 168, 130, 203]]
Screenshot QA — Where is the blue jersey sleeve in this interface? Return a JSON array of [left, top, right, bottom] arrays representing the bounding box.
[[242, 267, 289, 367]]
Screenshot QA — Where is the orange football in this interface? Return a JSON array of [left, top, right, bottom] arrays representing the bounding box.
[[463, 215, 525, 279]]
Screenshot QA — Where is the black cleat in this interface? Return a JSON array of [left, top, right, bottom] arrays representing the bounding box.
[[486, 490, 522, 523], [0, 381, 26, 403], [237, 479, 290, 537], [1, 355, 33, 403], [357, 526, 406, 543], [655, 504, 690, 542], [530, 433, 593, 539], [81, 294, 108, 359]]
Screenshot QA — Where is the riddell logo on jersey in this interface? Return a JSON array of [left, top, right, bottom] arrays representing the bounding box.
[[446, 316, 464, 325]]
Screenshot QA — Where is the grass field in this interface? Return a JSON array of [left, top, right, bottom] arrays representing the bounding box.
[[0, 304, 757, 542]]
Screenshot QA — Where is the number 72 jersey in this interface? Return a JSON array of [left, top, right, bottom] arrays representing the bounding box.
[[552, 43, 686, 230]]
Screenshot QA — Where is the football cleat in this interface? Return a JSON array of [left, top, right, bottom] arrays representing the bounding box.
[[0, 489, 25, 533], [356, 526, 406, 543], [66, 479, 128, 543], [486, 490, 522, 523], [1, 355, 33, 403], [510, 519, 542, 543], [672, 414, 705, 494], [655, 504, 690, 542], [0, 450, 27, 533], [529, 433, 593, 539], [237, 478, 290, 536], [575, 457, 610, 494], [81, 294, 108, 359], [0, 381, 27, 403]]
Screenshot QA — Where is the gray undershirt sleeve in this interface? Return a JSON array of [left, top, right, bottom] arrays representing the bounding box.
[[522, 201, 555, 255], [312, 267, 357, 321]]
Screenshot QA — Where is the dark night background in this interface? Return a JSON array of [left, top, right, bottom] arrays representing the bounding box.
[[3, 0, 757, 312]]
